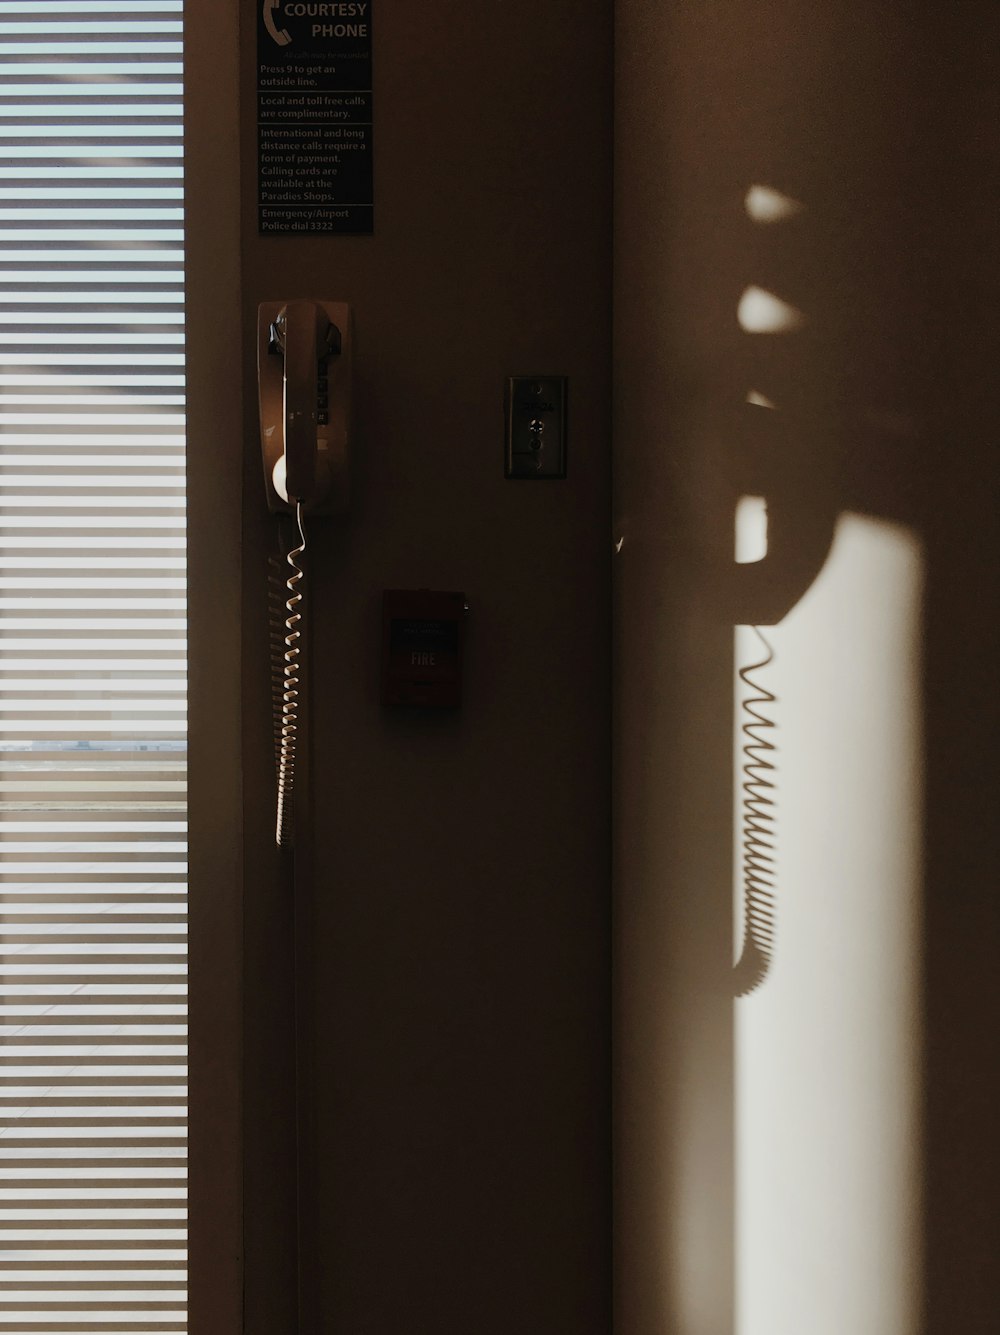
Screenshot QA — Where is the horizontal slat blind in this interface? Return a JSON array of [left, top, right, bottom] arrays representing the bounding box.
[[0, 2, 186, 1332]]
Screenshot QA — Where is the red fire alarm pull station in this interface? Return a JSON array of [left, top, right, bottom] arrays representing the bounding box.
[[381, 590, 466, 708]]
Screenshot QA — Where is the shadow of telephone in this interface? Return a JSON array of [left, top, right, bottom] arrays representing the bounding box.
[[257, 299, 353, 846], [726, 401, 839, 995]]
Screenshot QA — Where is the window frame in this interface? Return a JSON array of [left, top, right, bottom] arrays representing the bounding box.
[[185, 1, 244, 1330]]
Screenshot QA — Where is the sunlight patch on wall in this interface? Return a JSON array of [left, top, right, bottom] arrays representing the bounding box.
[[744, 184, 804, 224], [735, 495, 768, 564], [737, 286, 805, 334], [735, 513, 923, 1335]]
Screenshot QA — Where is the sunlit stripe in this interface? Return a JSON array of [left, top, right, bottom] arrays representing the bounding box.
[[0, 23, 180, 33], [0, 273, 182, 282], [0, 231, 182, 240], [0, 65, 182, 77], [0, 2, 181, 11], [0, 311, 181, 324], [0, 110, 182, 123], [0, 149, 182, 159], [0, 576, 184, 585], [0, 459, 182, 469], [0, 358, 183, 368], [0, 376, 184, 384], [0, 445, 178, 457], [0, 85, 181, 97], [736, 518, 923, 1335], [0, 43, 182, 54], [0, 472, 182, 483], [0, 294, 182, 303], [0, 338, 184, 347]]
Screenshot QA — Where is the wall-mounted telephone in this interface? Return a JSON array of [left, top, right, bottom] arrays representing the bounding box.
[[257, 298, 352, 515], [258, 299, 352, 846]]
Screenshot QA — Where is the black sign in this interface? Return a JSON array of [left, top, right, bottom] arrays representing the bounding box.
[[257, 1, 373, 235]]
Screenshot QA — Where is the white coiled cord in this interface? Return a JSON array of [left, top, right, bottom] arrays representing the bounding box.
[[275, 502, 307, 848]]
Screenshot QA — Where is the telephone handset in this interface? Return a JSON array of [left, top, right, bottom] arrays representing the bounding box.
[[257, 298, 352, 515], [258, 299, 352, 846]]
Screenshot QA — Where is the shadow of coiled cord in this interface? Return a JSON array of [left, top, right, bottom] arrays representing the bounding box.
[[733, 627, 777, 997]]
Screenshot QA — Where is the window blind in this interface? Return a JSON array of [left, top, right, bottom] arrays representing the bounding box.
[[0, 3, 186, 1332]]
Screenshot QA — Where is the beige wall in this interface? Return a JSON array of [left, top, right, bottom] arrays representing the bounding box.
[[614, 3, 999, 1334]]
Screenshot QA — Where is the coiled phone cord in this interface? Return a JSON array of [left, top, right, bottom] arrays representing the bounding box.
[[734, 627, 777, 995], [275, 502, 307, 848]]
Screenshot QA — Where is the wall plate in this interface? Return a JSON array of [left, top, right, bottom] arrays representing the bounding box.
[[504, 376, 567, 478]]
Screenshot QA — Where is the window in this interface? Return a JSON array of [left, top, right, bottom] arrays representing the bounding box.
[[0, 3, 186, 1330]]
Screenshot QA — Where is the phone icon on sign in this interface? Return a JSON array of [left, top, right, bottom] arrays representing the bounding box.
[[263, 0, 292, 46]]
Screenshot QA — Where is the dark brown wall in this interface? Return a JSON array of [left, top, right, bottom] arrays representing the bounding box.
[[186, 2, 999, 1332], [239, 3, 613, 1332]]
